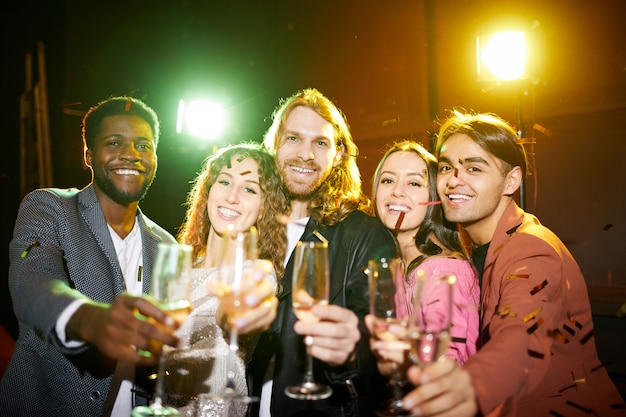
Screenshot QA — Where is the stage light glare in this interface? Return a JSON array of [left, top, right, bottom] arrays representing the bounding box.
[[477, 31, 528, 82], [176, 99, 225, 140]]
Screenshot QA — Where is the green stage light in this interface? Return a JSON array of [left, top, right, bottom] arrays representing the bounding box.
[[176, 99, 226, 140]]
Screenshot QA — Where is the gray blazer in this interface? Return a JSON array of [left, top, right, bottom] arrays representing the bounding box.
[[0, 184, 176, 416]]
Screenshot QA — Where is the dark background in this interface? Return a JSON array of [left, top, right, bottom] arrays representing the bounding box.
[[2, 0, 625, 390]]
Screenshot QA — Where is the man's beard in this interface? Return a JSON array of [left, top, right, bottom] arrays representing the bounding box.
[[280, 159, 327, 199], [94, 173, 154, 206], [283, 176, 322, 200]]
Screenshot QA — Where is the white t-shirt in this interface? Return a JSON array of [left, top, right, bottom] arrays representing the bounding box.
[[259, 217, 308, 417], [56, 221, 143, 417]]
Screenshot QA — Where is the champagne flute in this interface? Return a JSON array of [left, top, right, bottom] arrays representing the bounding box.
[[284, 241, 333, 400], [132, 242, 193, 417], [367, 257, 412, 417], [408, 270, 455, 367], [215, 225, 259, 403]]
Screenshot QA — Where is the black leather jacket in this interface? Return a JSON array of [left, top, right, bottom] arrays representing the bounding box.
[[247, 210, 399, 417]]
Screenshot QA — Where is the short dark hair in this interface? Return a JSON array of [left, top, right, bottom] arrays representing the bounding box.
[[81, 96, 160, 150]]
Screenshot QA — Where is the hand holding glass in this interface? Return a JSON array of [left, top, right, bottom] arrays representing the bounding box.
[[132, 242, 193, 417], [284, 241, 333, 400]]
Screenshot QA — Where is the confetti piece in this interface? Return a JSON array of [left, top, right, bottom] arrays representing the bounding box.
[[548, 329, 569, 343], [564, 400, 592, 414], [580, 330, 593, 345], [418, 201, 442, 206], [556, 383, 577, 395], [21, 240, 40, 258], [533, 123, 553, 137], [506, 273, 530, 280], [569, 317, 583, 330], [239, 170, 251, 176], [562, 324, 576, 336], [527, 317, 544, 334], [124, 100, 132, 112], [313, 230, 328, 245], [496, 306, 517, 319], [527, 349, 545, 359], [505, 224, 522, 235], [394, 211, 405, 231], [523, 307, 542, 323], [530, 279, 548, 295]]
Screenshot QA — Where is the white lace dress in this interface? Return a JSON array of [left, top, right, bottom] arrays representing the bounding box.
[[163, 266, 272, 417]]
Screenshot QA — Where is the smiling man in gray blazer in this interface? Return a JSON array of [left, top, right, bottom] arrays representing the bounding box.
[[0, 96, 181, 416]]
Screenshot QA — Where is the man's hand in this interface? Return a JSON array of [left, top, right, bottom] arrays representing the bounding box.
[[293, 304, 360, 366], [67, 293, 180, 366], [401, 357, 479, 417]]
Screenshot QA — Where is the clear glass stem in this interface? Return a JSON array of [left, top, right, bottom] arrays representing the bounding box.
[[389, 368, 405, 406], [226, 327, 239, 391], [303, 342, 315, 384], [155, 347, 169, 406]]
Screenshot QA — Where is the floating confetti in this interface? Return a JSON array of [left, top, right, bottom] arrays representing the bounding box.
[[527, 317, 544, 334], [506, 273, 530, 280], [547, 329, 569, 343], [564, 400, 592, 414], [523, 307, 542, 323], [562, 323, 576, 336], [569, 317, 583, 330], [496, 306, 517, 319], [530, 279, 548, 295], [580, 330, 593, 345], [533, 123, 553, 137], [21, 240, 40, 258], [506, 224, 522, 235], [313, 230, 328, 245]]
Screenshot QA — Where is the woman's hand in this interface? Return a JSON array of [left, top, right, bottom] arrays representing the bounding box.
[[211, 259, 278, 334]]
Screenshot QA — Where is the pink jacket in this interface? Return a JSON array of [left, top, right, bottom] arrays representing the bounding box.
[[397, 256, 480, 366], [465, 200, 625, 416]]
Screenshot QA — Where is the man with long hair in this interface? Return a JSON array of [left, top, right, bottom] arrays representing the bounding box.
[[247, 88, 398, 417]]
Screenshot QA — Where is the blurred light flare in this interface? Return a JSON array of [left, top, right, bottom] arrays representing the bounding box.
[[176, 99, 226, 140], [476, 31, 529, 82]]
